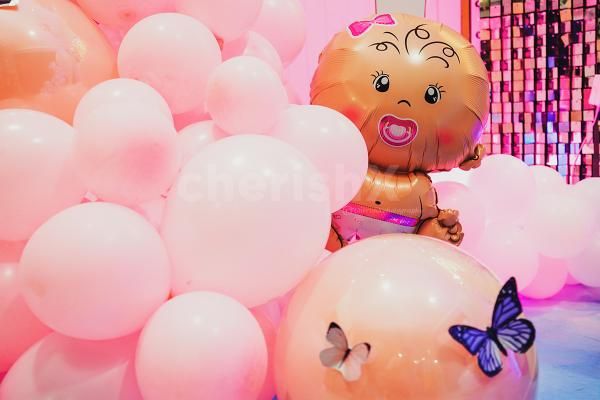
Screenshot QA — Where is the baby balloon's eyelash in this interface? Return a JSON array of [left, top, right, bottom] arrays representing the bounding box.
[[371, 70, 388, 81], [433, 82, 446, 93]]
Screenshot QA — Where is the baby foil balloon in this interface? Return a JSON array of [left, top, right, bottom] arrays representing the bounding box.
[[311, 13, 490, 249], [0, 0, 116, 123], [275, 234, 538, 399]]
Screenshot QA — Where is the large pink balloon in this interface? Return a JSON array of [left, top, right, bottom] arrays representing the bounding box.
[[0, 263, 51, 373], [162, 135, 331, 307], [470, 155, 535, 223], [0, 241, 26, 263], [177, 121, 226, 166], [567, 232, 600, 287], [118, 13, 222, 114], [471, 222, 539, 289], [530, 165, 566, 194], [271, 105, 368, 212], [252, 300, 282, 400], [175, 0, 262, 41], [136, 292, 267, 400], [275, 235, 537, 399], [222, 31, 284, 77], [251, 0, 306, 65], [19, 202, 171, 340], [434, 182, 487, 252], [528, 188, 596, 258], [574, 177, 600, 220], [173, 104, 211, 131], [206, 56, 288, 135], [521, 256, 568, 299], [0, 333, 142, 400], [74, 102, 179, 205], [74, 78, 172, 127], [0, 109, 85, 241], [76, 0, 173, 29]]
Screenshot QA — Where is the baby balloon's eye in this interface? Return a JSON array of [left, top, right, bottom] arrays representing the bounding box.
[[424, 85, 443, 104], [373, 74, 390, 92]]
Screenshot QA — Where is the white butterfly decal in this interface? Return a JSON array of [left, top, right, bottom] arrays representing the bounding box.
[[319, 322, 371, 382]]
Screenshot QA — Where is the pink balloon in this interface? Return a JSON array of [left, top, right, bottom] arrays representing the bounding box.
[[567, 232, 600, 287], [131, 197, 167, 230], [75, 0, 173, 29], [162, 135, 331, 307], [530, 165, 566, 194], [206, 56, 288, 135], [173, 104, 211, 131], [252, 300, 281, 400], [271, 105, 368, 211], [98, 24, 127, 51], [0, 241, 26, 263], [521, 256, 568, 299], [74, 79, 172, 128], [19, 202, 171, 340], [285, 82, 302, 104], [136, 292, 267, 400], [565, 273, 580, 285], [251, 0, 306, 65], [0, 109, 85, 241], [175, 0, 261, 41], [0, 333, 142, 400], [118, 13, 222, 114], [434, 182, 486, 252], [528, 188, 596, 258], [471, 222, 539, 289], [222, 31, 283, 77], [74, 102, 179, 205], [470, 155, 535, 223], [574, 177, 600, 220], [0, 263, 51, 373], [177, 121, 227, 166]]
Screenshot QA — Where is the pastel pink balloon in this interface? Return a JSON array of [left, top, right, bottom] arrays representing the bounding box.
[[470, 222, 539, 288], [285, 82, 302, 104], [136, 292, 267, 400], [0, 263, 51, 373], [252, 300, 281, 400], [98, 24, 127, 51], [251, 0, 306, 65], [573, 177, 600, 220], [470, 155, 535, 223], [74, 79, 172, 128], [76, 0, 173, 29], [206, 56, 288, 135], [118, 13, 222, 114], [567, 232, 600, 287], [177, 121, 227, 166], [162, 135, 331, 307], [0, 109, 85, 241], [0, 241, 26, 263], [19, 202, 171, 340], [131, 197, 167, 230], [0, 333, 142, 400], [175, 0, 262, 41], [566, 273, 580, 285], [222, 31, 283, 77], [521, 256, 568, 299], [434, 182, 486, 252], [528, 188, 596, 258], [173, 104, 211, 131], [74, 102, 180, 205], [271, 105, 367, 211], [530, 165, 566, 194]]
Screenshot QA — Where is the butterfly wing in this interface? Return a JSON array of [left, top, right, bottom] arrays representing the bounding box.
[[325, 322, 348, 349], [338, 343, 371, 382], [449, 325, 488, 355], [491, 277, 523, 329], [477, 338, 503, 377], [497, 318, 536, 354], [319, 322, 349, 368]]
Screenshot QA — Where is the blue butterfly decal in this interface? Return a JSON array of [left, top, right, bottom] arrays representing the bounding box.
[[448, 277, 536, 378]]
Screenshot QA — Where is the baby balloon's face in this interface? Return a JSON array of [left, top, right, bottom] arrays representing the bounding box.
[[311, 13, 490, 172]]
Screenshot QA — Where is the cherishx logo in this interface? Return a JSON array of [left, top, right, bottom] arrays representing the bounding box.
[[0, 0, 18, 6]]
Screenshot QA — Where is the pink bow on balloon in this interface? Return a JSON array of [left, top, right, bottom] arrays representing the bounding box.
[[347, 14, 397, 37]]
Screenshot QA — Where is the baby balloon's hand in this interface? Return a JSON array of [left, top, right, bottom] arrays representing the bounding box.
[[459, 144, 485, 171], [417, 209, 464, 246]]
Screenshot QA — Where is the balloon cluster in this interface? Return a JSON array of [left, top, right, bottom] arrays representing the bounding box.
[[0, 1, 369, 399], [431, 154, 600, 299]]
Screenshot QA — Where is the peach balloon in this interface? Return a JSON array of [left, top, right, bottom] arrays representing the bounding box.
[[118, 13, 222, 114], [162, 135, 331, 307], [74, 102, 180, 205], [222, 31, 284, 77], [177, 121, 227, 166], [74, 78, 172, 127], [19, 202, 171, 340], [275, 235, 538, 399], [0, 0, 116, 123], [206, 56, 288, 135], [0, 109, 86, 241], [135, 292, 267, 400], [521, 256, 568, 299], [271, 105, 368, 212], [0, 263, 51, 373], [76, 0, 173, 29], [0, 333, 142, 400]]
